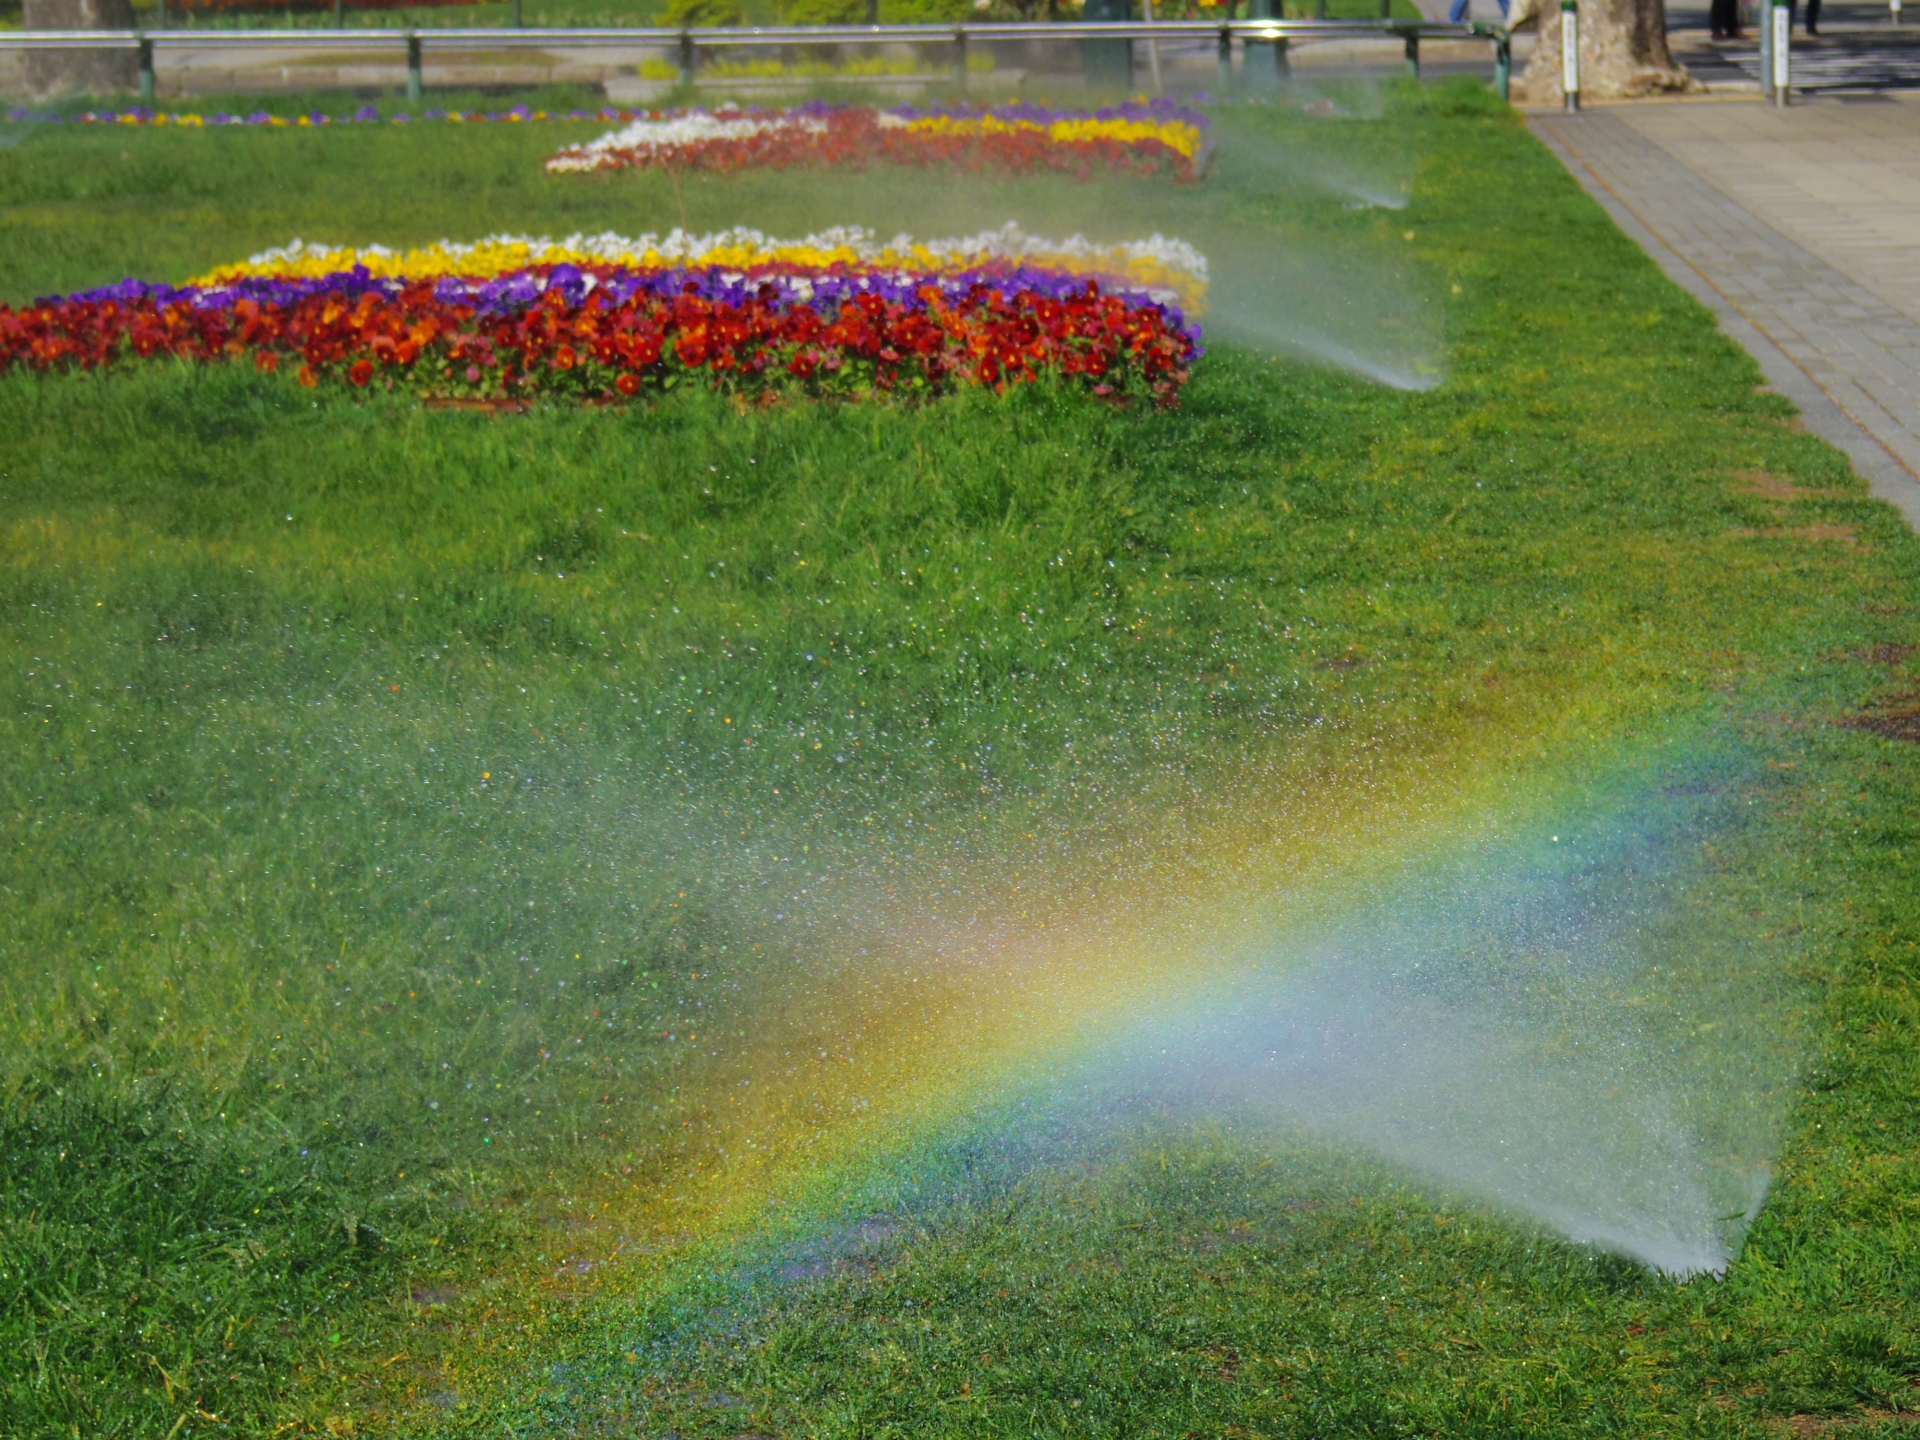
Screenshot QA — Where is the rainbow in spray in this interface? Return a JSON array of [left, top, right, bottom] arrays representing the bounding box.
[[353, 661, 1811, 1434]]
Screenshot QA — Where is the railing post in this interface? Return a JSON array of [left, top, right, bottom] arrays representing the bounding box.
[[333, 0, 344, 28], [1495, 29, 1510, 99], [157, 0, 167, 32], [1560, 0, 1579, 109], [678, 27, 696, 84], [1081, 0, 1133, 89], [1216, 20, 1233, 91], [406, 31, 422, 102], [1403, 28, 1418, 76], [953, 25, 968, 91], [138, 33, 154, 102], [512, 0, 522, 24], [1379, 0, 1390, 15], [1245, 0, 1284, 88], [1771, 0, 1790, 102]]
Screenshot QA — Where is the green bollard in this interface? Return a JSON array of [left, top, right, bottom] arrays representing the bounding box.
[[1495, 31, 1510, 100]]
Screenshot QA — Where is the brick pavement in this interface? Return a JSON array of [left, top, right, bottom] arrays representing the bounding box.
[[1531, 99, 1920, 528]]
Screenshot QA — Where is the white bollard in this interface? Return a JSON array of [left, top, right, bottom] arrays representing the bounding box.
[[1759, 0, 1773, 96], [1561, 0, 1580, 110], [1772, 0, 1791, 103]]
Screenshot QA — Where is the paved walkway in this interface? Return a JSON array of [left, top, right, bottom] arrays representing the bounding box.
[[1532, 97, 1920, 528]]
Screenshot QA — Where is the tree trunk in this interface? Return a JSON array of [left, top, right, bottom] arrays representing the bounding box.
[[22, 0, 140, 101], [1512, 0, 1696, 103]]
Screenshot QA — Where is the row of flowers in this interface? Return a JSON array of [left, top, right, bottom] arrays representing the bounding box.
[[548, 99, 1209, 181], [164, 0, 479, 12], [197, 224, 1211, 314], [1, 251, 1201, 406], [5, 103, 647, 127]]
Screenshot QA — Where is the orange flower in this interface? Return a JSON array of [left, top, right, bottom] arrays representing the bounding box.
[[298, 363, 319, 388], [555, 344, 578, 370], [255, 351, 281, 374], [614, 372, 641, 396]]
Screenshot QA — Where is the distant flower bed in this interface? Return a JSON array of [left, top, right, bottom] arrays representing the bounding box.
[[5, 103, 647, 127], [1, 228, 1204, 408], [547, 100, 1209, 181], [162, 0, 478, 13], [634, 55, 998, 80]]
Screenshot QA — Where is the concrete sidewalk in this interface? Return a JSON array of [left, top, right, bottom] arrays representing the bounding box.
[[1532, 97, 1920, 528]]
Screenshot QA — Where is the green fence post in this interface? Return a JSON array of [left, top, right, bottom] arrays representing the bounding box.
[[512, 0, 523, 25], [1494, 29, 1510, 99], [1216, 20, 1233, 91], [678, 27, 696, 84], [953, 25, 968, 91], [1082, 0, 1133, 90], [138, 34, 154, 102], [407, 31, 422, 102], [1403, 28, 1418, 76], [333, 0, 344, 27], [1244, 0, 1283, 88]]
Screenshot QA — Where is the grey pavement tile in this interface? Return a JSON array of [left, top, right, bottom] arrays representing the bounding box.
[[1529, 107, 1920, 527]]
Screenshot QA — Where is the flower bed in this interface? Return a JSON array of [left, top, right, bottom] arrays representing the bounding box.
[[197, 225, 1210, 313], [547, 100, 1209, 181], [5, 103, 638, 127], [165, 0, 477, 13], [1, 229, 1203, 407]]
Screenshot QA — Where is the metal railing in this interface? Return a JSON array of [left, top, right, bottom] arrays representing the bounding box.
[[0, 18, 1513, 106]]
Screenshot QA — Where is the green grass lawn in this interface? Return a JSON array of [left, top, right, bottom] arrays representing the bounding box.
[[4, 83, 1920, 1439]]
